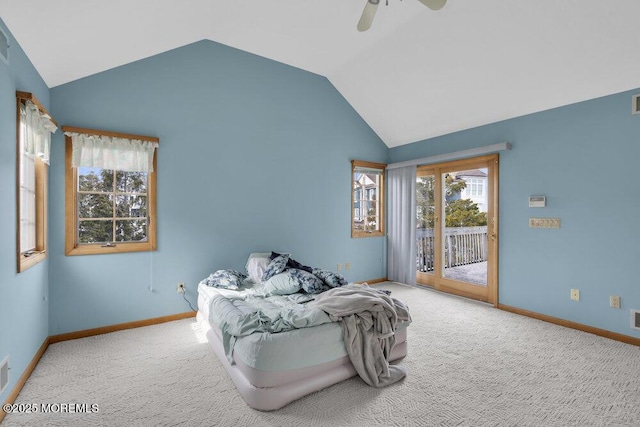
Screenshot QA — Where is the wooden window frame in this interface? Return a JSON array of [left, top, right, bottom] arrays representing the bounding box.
[[351, 160, 386, 238], [16, 92, 55, 272], [63, 126, 158, 256]]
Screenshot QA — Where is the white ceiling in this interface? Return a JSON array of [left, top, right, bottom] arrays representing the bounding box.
[[2, 0, 640, 147]]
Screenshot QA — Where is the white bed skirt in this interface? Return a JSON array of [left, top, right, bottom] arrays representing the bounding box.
[[196, 309, 408, 411]]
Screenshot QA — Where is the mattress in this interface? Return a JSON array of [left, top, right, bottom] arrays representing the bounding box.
[[197, 282, 408, 410], [199, 283, 362, 370]]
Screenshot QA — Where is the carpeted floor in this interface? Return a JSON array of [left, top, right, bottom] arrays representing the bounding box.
[[3, 282, 639, 426]]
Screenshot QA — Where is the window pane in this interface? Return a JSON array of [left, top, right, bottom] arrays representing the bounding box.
[[24, 154, 35, 190], [78, 194, 113, 218], [78, 220, 113, 244], [19, 184, 36, 253], [20, 219, 32, 252], [116, 171, 147, 193], [19, 188, 29, 220], [27, 221, 36, 251], [115, 220, 147, 242], [116, 195, 147, 218], [78, 168, 113, 192], [352, 162, 384, 236], [28, 190, 35, 231], [354, 171, 381, 233], [20, 154, 28, 187]]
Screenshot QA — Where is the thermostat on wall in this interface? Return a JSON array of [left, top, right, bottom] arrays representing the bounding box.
[[529, 196, 546, 208]]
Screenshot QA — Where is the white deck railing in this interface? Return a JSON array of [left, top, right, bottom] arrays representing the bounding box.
[[416, 226, 488, 272]]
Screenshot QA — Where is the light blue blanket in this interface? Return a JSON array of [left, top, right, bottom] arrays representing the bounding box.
[[209, 291, 333, 362]]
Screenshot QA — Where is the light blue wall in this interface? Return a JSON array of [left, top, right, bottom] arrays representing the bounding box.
[[390, 88, 640, 339], [0, 19, 50, 404], [48, 40, 388, 334]]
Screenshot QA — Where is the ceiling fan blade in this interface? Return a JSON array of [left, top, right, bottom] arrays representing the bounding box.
[[416, 0, 447, 11], [357, 0, 379, 32]]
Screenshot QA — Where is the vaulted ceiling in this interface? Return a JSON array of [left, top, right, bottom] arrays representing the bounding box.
[[2, 0, 640, 147]]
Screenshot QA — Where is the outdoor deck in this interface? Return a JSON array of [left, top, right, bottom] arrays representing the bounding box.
[[443, 261, 487, 285], [416, 226, 488, 285]]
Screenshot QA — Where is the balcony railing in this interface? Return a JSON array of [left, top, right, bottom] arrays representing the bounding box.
[[416, 226, 488, 272]]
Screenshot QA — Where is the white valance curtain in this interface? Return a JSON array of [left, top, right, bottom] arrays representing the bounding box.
[[64, 132, 158, 173], [22, 100, 58, 164], [387, 165, 417, 285]]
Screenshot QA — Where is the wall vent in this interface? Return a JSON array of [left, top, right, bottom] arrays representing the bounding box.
[[0, 28, 8, 65], [0, 356, 8, 395], [632, 310, 640, 330], [633, 94, 640, 115]]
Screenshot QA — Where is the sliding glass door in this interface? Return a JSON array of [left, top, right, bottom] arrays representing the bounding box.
[[416, 155, 498, 304]]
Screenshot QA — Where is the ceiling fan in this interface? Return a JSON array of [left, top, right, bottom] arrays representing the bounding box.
[[357, 0, 446, 32]]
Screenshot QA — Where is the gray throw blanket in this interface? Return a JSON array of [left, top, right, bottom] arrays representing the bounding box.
[[311, 284, 411, 387]]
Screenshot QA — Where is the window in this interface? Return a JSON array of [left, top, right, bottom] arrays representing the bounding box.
[[467, 178, 484, 197], [63, 126, 158, 256], [16, 92, 57, 272], [352, 160, 385, 238]]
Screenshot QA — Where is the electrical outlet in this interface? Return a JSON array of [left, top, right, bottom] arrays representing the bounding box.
[[177, 283, 185, 294], [337, 263, 342, 271], [570, 289, 580, 301], [610, 295, 621, 309], [345, 262, 351, 270]]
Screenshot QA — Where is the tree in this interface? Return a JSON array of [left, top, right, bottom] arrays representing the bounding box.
[[445, 199, 487, 227], [444, 173, 466, 199], [416, 176, 436, 229], [416, 174, 487, 228], [366, 193, 377, 231]]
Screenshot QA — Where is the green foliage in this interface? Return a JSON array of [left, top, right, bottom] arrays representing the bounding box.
[[79, 220, 112, 244], [444, 199, 487, 227], [416, 176, 436, 229], [417, 175, 486, 229], [366, 193, 377, 231], [444, 174, 466, 198]]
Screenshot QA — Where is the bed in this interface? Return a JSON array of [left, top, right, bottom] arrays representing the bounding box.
[[196, 253, 410, 411]]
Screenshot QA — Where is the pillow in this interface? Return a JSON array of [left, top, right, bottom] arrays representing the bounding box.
[[245, 253, 271, 283], [312, 268, 348, 289], [261, 253, 290, 282], [270, 251, 288, 259], [270, 251, 313, 273], [202, 269, 247, 290], [289, 268, 329, 294], [262, 271, 302, 296]]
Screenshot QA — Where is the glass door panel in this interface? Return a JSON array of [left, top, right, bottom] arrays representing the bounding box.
[[416, 174, 436, 282], [441, 168, 489, 286]]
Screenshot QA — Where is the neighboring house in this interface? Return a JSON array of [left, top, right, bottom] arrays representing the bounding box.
[[418, 169, 488, 220], [455, 169, 488, 213], [353, 172, 378, 229]]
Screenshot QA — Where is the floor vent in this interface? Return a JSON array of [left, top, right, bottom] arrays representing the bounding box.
[[0, 356, 8, 394], [0, 28, 8, 64], [631, 310, 640, 330], [633, 94, 640, 115]]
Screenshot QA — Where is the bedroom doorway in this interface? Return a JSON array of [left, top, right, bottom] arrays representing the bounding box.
[[415, 154, 498, 305]]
